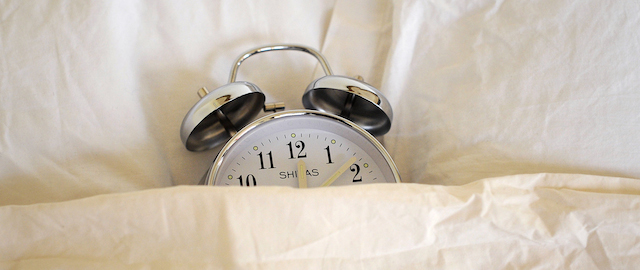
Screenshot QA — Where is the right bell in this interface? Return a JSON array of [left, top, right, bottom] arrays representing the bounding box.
[[302, 75, 393, 136]]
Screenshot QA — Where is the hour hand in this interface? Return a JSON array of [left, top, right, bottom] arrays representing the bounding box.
[[320, 157, 357, 187], [298, 160, 307, 188]]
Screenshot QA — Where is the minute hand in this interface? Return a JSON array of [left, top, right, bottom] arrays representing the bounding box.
[[320, 157, 357, 187]]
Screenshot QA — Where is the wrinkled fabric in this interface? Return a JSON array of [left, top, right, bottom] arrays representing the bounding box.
[[2, 0, 640, 268], [382, 0, 640, 185], [1, 174, 640, 269], [2, 0, 640, 204]]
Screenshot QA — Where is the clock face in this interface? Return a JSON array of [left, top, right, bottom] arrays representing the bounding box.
[[207, 110, 400, 187]]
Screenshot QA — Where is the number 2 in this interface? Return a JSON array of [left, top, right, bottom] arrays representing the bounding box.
[[350, 164, 362, 182]]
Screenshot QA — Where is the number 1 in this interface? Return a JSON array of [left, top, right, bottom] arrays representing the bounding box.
[[324, 146, 333, 164]]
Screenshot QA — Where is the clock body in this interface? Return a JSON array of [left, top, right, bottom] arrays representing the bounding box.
[[205, 110, 401, 187]]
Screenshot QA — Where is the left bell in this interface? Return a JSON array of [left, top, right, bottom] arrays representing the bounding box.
[[180, 82, 265, 151]]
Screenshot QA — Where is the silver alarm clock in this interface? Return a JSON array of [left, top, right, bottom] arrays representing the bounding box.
[[180, 45, 400, 187]]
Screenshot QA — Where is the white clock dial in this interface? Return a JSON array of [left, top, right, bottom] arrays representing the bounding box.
[[207, 110, 400, 187]]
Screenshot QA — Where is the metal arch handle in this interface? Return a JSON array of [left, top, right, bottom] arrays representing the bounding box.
[[228, 44, 334, 83]]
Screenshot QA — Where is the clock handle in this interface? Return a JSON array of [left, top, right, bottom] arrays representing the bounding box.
[[228, 44, 333, 83]]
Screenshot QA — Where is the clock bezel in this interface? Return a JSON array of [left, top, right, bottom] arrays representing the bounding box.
[[204, 109, 401, 186]]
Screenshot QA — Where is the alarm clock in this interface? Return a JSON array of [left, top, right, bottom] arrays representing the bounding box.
[[180, 45, 401, 187]]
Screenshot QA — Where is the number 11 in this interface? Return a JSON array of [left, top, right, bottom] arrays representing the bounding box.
[[258, 151, 275, 169]]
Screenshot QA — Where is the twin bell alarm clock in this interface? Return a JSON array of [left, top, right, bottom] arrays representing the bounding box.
[[180, 45, 401, 187]]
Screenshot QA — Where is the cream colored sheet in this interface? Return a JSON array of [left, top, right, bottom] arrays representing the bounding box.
[[2, 0, 640, 268], [2, 174, 639, 269]]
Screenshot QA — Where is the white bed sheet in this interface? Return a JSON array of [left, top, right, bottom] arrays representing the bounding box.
[[2, 0, 640, 203], [2, 0, 640, 268], [2, 0, 640, 205], [2, 174, 640, 269]]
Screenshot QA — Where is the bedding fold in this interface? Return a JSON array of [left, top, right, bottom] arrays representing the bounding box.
[[1, 173, 639, 269]]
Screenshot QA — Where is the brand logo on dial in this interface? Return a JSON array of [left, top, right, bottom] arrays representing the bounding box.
[[279, 169, 320, 179]]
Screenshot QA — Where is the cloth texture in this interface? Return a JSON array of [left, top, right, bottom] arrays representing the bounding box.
[[2, 174, 640, 269], [1, 0, 640, 268]]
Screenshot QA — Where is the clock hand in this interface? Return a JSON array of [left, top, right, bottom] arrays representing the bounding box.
[[320, 157, 357, 187], [297, 160, 307, 188]]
